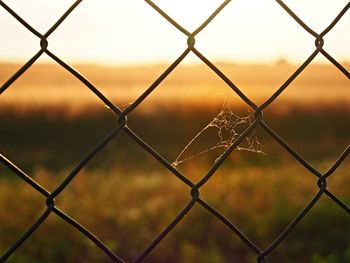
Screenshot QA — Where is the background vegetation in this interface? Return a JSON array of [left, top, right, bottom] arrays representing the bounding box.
[[0, 63, 349, 262]]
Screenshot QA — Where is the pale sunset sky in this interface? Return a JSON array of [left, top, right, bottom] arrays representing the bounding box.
[[0, 0, 349, 65]]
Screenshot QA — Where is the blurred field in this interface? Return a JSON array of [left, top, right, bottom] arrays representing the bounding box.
[[0, 62, 349, 262], [1, 61, 349, 114]]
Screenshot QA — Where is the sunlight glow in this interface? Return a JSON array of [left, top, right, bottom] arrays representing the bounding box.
[[0, 0, 348, 64]]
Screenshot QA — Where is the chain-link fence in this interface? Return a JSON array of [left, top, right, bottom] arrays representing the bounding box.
[[0, 0, 349, 262]]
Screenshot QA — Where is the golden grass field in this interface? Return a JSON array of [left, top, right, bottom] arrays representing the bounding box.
[[0, 61, 349, 263], [1, 61, 349, 115]]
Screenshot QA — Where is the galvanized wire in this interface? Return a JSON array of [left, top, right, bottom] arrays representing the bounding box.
[[0, 0, 349, 262]]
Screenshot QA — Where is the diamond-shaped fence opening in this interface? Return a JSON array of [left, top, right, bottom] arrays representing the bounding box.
[[0, 0, 349, 262]]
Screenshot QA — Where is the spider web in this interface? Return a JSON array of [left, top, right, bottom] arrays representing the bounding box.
[[172, 101, 264, 168]]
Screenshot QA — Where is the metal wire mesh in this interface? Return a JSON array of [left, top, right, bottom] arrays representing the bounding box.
[[0, 0, 349, 262]]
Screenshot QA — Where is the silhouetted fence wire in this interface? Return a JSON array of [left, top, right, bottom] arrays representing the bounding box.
[[0, 0, 349, 262]]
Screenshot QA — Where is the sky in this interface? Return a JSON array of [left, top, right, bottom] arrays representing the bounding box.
[[0, 0, 349, 65]]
